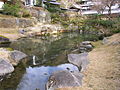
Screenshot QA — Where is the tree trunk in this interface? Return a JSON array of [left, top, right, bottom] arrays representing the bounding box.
[[108, 7, 111, 15], [107, 7, 112, 20]]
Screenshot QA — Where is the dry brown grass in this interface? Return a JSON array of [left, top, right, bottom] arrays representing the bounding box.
[[0, 14, 15, 18], [0, 28, 25, 40], [56, 33, 120, 90], [0, 28, 18, 34]]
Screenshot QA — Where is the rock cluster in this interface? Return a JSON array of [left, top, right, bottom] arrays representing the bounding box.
[[24, 24, 64, 36], [79, 41, 93, 53], [0, 48, 27, 80], [46, 41, 93, 90]]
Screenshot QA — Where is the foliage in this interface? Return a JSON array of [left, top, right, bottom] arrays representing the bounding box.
[[82, 34, 100, 41], [36, 0, 42, 6], [45, 2, 61, 13], [85, 19, 115, 28], [22, 9, 31, 18], [2, 3, 20, 17], [51, 10, 120, 35], [110, 17, 120, 33], [51, 12, 70, 28]]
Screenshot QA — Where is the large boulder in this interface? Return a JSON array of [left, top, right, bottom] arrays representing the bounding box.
[[0, 48, 28, 66], [0, 58, 14, 76], [46, 70, 83, 90], [9, 50, 28, 66], [79, 41, 93, 53], [68, 53, 89, 71], [0, 48, 11, 62]]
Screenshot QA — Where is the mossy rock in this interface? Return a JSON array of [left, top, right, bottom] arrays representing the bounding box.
[[0, 35, 11, 47], [0, 35, 9, 41]]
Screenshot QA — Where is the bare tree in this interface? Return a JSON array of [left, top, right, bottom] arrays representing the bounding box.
[[92, 0, 106, 14], [102, 0, 118, 15], [60, 0, 80, 9], [93, 0, 119, 14]]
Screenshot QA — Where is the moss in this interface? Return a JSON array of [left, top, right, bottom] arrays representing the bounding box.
[[0, 35, 9, 39], [6, 48, 13, 51]]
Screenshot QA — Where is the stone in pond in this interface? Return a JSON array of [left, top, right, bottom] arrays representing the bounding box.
[[9, 50, 27, 66], [68, 53, 89, 72], [0, 58, 14, 76], [46, 70, 83, 90]]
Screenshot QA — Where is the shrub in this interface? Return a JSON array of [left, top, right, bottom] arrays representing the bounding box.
[[22, 9, 31, 18], [2, 3, 20, 17], [98, 20, 115, 28]]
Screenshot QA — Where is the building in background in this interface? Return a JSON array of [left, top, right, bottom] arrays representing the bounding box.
[[0, 0, 8, 9], [68, 0, 120, 15], [24, 0, 36, 6]]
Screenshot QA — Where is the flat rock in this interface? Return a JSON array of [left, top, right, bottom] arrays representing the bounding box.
[[79, 41, 93, 53], [68, 53, 89, 71], [46, 70, 83, 90], [81, 41, 91, 45], [0, 58, 14, 76], [9, 50, 27, 66], [0, 48, 28, 66]]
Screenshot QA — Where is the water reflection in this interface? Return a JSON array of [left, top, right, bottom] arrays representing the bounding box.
[[17, 64, 79, 90], [11, 33, 83, 66]]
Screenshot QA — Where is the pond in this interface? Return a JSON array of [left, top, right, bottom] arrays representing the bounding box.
[[0, 32, 98, 90]]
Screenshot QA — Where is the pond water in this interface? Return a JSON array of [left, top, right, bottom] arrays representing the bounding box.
[[17, 64, 79, 90], [11, 32, 84, 66], [0, 32, 98, 90]]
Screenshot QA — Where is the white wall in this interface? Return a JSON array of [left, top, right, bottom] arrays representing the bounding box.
[[25, 0, 36, 6], [0, 1, 4, 9]]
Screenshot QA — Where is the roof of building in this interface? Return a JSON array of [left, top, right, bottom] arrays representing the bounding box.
[[49, 1, 61, 5], [81, 9, 120, 15], [73, 4, 81, 9]]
